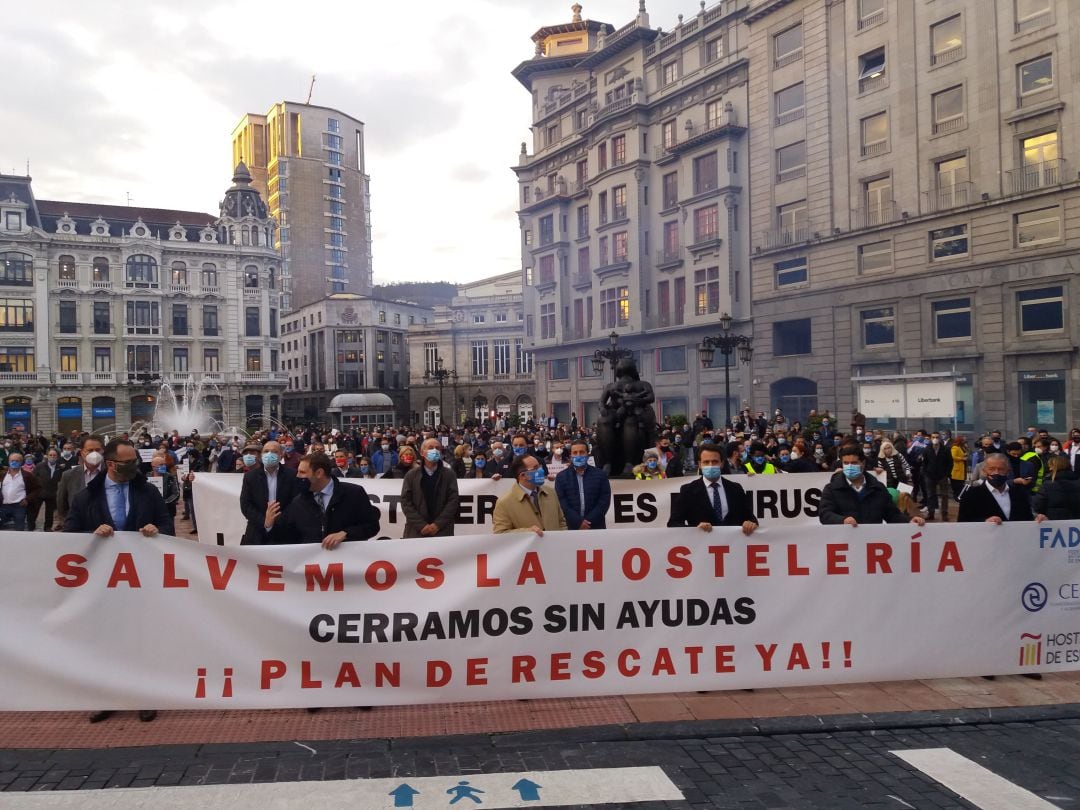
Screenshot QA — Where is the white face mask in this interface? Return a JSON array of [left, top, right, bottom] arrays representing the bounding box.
[[84, 451, 104, 467]]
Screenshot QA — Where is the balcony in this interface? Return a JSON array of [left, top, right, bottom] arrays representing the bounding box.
[[90, 280, 113, 290], [169, 283, 190, 293], [0, 372, 48, 385], [774, 49, 802, 69], [1006, 159, 1066, 194], [852, 201, 897, 229], [861, 140, 888, 158], [932, 114, 965, 136], [655, 249, 683, 270], [57, 279, 78, 289], [199, 286, 220, 295], [759, 226, 810, 250], [857, 7, 886, 30], [774, 108, 804, 127], [858, 73, 887, 94], [55, 372, 81, 385], [922, 182, 973, 213], [931, 44, 964, 67], [243, 287, 261, 298]]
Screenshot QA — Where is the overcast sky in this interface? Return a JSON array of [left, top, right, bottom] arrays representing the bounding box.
[[7, 0, 692, 285]]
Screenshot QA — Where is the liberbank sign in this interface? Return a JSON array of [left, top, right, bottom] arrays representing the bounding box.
[[856, 376, 957, 420]]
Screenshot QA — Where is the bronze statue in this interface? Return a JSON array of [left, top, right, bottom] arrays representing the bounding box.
[[596, 357, 657, 477]]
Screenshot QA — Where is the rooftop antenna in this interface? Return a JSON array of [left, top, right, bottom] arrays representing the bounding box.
[[306, 74, 316, 104]]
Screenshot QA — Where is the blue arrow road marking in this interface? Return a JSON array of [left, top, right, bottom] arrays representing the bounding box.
[[389, 783, 420, 807], [511, 778, 543, 801]]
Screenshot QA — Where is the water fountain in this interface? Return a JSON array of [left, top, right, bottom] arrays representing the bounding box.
[[126, 376, 246, 438]]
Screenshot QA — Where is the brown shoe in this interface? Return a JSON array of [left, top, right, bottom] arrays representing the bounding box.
[[88, 710, 114, 723], [138, 710, 157, 722]]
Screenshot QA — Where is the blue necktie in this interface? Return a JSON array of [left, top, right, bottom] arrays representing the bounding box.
[[112, 485, 127, 528], [710, 483, 724, 524], [315, 491, 326, 512]]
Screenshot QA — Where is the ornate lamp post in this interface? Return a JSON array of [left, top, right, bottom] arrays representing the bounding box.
[[591, 331, 633, 380], [423, 356, 457, 427], [697, 313, 753, 427]]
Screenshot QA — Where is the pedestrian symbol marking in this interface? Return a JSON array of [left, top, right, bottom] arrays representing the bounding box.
[[511, 778, 542, 802], [390, 783, 421, 807], [0, 766, 682, 808]]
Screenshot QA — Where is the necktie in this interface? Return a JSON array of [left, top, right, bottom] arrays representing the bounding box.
[[710, 483, 724, 524], [529, 490, 540, 518], [315, 491, 326, 512], [113, 485, 127, 528]]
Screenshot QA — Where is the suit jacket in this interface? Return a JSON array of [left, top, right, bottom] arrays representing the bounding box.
[[63, 472, 174, 535], [266, 479, 381, 544], [34, 462, 64, 501], [55, 465, 99, 528], [400, 464, 460, 537], [554, 465, 611, 529], [958, 482, 1034, 522], [492, 484, 567, 534], [667, 477, 757, 528], [239, 465, 299, 545], [819, 471, 908, 525], [215, 447, 238, 473], [0, 468, 41, 507]]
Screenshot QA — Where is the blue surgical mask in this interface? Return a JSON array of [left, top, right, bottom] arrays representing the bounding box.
[[779, 454, 790, 463], [156, 464, 168, 474], [646, 459, 658, 469], [842, 464, 863, 480], [8, 461, 21, 470], [425, 450, 442, 463], [493, 448, 504, 458], [513, 446, 527, 456], [571, 455, 589, 468], [701, 465, 722, 481], [529, 468, 547, 486], [242, 455, 256, 468], [261, 452, 279, 467], [359, 465, 369, 473], [752, 455, 765, 465], [474, 458, 486, 468]]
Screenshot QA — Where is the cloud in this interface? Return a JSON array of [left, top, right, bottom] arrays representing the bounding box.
[[449, 164, 490, 183]]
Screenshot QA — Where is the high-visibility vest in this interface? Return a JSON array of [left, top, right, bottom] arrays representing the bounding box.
[[745, 461, 777, 474], [1021, 450, 1045, 492]]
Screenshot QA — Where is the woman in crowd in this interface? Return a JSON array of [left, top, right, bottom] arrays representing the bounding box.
[[950, 435, 969, 500], [383, 445, 418, 479], [876, 440, 912, 489], [150, 452, 181, 522], [1034, 455, 1080, 521]]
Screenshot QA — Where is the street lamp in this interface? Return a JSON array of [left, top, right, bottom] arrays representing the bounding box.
[[698, 313, 753, 427], [423, 355, 457, 427], [591, 331, 633, 380]]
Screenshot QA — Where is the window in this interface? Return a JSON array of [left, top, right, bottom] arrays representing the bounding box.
[[0, 252, 32, 286], [244, 266, 259, 288], [203, 349, 219, 372], [246, 350, 262, 372], [612, 185, 627, 220], [673, 277, 686, 326], [661, 119, 677, 150], [777, 201, 807, 241], [58, 255, 76, 280], [202, 305, 219, 336], [548, 358, 570, 380], [378, 310, 386, 324], [125, 301, 160, 334], [245, 306, 260, 336], [859, 241, 892, 273], [540, 303, 556, 339], [515, 338, 533, 374], [933, 298, 972, 341], [662, 172, 678, 208], [774, 318, 812, 356], [706, 36, 724, 63], [59, 347, 78, 373], [1022, 131, 1058, 168], [92, 302, 111, 334], [931, 15, 964, 66], [705, 100, 722, 131], [600, 286, 630, 329], [472, 312, 488, 324], [58, 300, 77, 333], [1015, 0, 1051, 33], [200, 263, 217, 289], [171, 261, 188, 286], [538, 254, 555, 285], [126, 345, 160, 374], [932, 86, 965, 134], [493, 339, 511, 376], [1018, 286, 1063, 333], [693, 204, 719, 243], [1016, 206, 1061, 246], [0, 346, 33, 371], [694, 267, 720, 315], [577, 205, 589, 237], [774, 257, 808, 287], [932, 156, 970, 209], [125, 255, 158, 287], [662, 60, 679, 86], [612, 135, 626, 166], [861, 112, 889, 157], [613, 231, 629, 262], [539, 215, 554, 245], [857, 0, 886, 29], [863, 176, 893, 225], [776, 141, 806, 182], [773, 24, 802, 67], [94, 347, 111, 373], [171, 304, 188, 336], [597, 142, 607, 172], [576, 159, 588, 185], [4, 212, 21, 231], [930, 224, 969, 260], [495, 312, 507, 323], [862, 307, 896, 347], [578, 246, 591, 274], [658, 346, 686, 372], [1018, 55, 1053, 101], [662, 221, 679, 261], [693, 152, 718, 194], [270, 309, 278, 337], [599, 235, 609, 265], [858, 48, 886, 93], [774, 83, 805, 125], [173, 348, 189, 373]]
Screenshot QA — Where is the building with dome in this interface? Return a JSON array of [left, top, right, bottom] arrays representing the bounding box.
[[0, 164, 287, 436]]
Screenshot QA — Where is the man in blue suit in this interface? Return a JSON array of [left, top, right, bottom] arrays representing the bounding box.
[[554, 440, 611, 530]]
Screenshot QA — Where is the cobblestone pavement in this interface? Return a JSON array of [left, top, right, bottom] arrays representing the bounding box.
[[1, 711, 1079, 808]]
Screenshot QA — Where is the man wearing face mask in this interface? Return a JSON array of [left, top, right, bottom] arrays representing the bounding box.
[[958, 453, 1034, 524], [668, 444, 757, 535], [400, 438, 459, 538], [30, 448, 65, 531], [240, 440, 298, 545], [819, 444, 925, 527], [0, 453, 42, 531], [922, 432, 953, 522], [64, 438, 173, 537], [370, 436, 398, 477], [54, 435, 106, 531], [743, 442, 777, 475], [58, 442, 78, 473], [493, 454, 566, 535], [555, 440, 610, 530], [264, 452, 380, 546]]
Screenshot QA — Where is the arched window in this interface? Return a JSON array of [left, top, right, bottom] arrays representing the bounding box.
[[92, 257, 110, 283], [171, 261, 188, 286], [201, 263, 218, 290], [244, 265, 260, 288], [58, 255, 76, 280], [125, 254, 158, 288], [0, 252, 33, 286]]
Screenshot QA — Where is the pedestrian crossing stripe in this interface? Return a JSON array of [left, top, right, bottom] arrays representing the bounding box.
[[892, 748, 1060, 810], [0, 766, 684, 809]]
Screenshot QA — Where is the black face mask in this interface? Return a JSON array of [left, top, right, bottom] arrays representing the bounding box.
[[988, 474, 1009, 489], [111, 460, 139, 482], [294, 477, 310, 493]]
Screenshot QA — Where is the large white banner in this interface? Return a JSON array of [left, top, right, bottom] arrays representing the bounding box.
[[192, 472, 837, 545], [2, 522, 1079, 709]]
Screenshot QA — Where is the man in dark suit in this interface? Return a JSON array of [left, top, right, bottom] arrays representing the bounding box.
[[30, 447, 64, 531], [667, 443, 758, 535], [54, 435, 106, 531], [264, 452, 380, 546], [0, 453, 42, 531], [555, 440, 611, 530], [958, 453, 1034, 524], [400, 438, 459, 537], [239, 440, 298, 545], [819, 444, 924, 527]]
